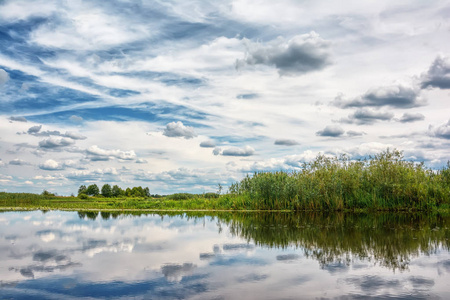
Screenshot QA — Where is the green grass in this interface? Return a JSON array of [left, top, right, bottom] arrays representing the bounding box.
[[1, 149, 449, 212]]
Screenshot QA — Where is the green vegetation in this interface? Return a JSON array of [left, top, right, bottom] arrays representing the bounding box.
[[0, 149, 449, 212], [77, 184, 150, 198], [228, 149, 450, 211]]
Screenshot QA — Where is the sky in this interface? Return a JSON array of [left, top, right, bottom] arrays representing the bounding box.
[[0, 0, 449, 195]]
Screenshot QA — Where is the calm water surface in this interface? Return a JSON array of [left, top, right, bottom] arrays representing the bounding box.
[[0, 211, 449, 299]]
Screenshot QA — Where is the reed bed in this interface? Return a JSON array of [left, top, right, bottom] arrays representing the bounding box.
[[227, 149, 450, 211]]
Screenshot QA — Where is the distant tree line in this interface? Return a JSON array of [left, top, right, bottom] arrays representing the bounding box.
[[78, 184, 150, 198]]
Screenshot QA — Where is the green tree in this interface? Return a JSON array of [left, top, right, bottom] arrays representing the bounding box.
[[112, 185, 123, 197], [144, 187, 150, 197], [86, 184, 99, 196], [101, 184, 112, 197], [78, 185, 87, 196]]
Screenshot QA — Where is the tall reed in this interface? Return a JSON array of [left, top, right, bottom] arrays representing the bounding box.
[[228, 149, 450, 211]]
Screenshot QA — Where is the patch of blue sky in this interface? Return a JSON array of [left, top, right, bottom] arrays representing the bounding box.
[[0, 18, 59, 62], [0, 81, 100, 115], [26, 104, 211, 128], [210, 135, 266, 145]]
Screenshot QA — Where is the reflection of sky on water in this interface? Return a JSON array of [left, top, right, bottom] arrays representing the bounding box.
[[0, 211, 449, 299]]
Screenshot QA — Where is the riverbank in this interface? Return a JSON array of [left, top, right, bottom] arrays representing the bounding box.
[[1, 193, 449, 213]]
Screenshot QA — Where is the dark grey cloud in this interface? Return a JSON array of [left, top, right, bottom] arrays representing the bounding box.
[[421, 55, 450, 89], [339, 109, 394, 125], [430, 120, 450, 139], [9, 116, 27, 122], [333, 85, 424, 109], [399, 112, 425, 123], [9, 159, 30, 166], [213, 146, 255, 156], [0, 68, 9, 85], [163, 121, 197, 139], [39, 138, 75, 149], [27, 125, 42, 134], [274, 139, 299, 146], [236, 32, 331, 75], [199, 140, 216, 148], [316, 125, 344, 137]]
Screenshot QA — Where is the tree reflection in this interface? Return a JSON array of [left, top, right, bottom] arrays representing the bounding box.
[[76, 210, 449, 271], [223, 212, 450, 271]]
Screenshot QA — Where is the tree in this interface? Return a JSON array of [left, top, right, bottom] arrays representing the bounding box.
[[144, 187, 150, 197], [86, 184, 99, 196], [112, 185, 123, 197], [78, 185, 87, 196], [101, 184, 112, 197]]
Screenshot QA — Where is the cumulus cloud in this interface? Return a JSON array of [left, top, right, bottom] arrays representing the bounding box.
[[9, 116, 27, 122], [274, 139, 299, 146], [399, 112, 425, 123], [86, 145, 136, 161], [39, 138, 75, 149], [333, 85, 424, 109], [39, 159, 64, 171], [338, 109, 394, 124], [9, 159, 30, 166], [63, 131, 87, 140], [316, 125, 345, 137], [213, 146, 255, 156], [236, 32, 331, 75], [135, 158, 148, 164], [0, 68, 10, 85], [27, 125, 42, 134], [199, 140, 216, 148], [163, 121, 197, 139], [421, 55, 450, 89], [429, 120, 450, 139]]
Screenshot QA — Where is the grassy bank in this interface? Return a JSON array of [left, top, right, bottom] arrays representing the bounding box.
[[1, 150, 449, 212]]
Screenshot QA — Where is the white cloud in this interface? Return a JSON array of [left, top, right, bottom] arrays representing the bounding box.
[[213, 146, 255, 157], [86, 145, 136, 161], [163, 121, 197, 139], [39, 159, 64, 171]]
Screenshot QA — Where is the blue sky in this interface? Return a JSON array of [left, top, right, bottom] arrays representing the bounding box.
[[1, 0, 449, 195]]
